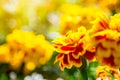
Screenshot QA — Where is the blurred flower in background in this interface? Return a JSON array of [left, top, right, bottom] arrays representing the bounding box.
[[0, 0, 120, 80], [58, 4, 107, 35], [0, 29, 53, 73]]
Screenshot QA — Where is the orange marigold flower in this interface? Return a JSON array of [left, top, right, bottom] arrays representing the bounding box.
[[92, 30, 120, 68], [91, 13, 120, 68], [54, 26, 94, 71], [96, 66, 120, 80]]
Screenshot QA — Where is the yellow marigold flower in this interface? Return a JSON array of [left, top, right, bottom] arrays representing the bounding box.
[[59, 4, 104, 35], [0, 44, 10, 63], [6, 29, 53, 73], [24, 34, 53, 67], [96, 66, 120, 80], [54, 26, 95, 71], [6, 29, 35, 49]]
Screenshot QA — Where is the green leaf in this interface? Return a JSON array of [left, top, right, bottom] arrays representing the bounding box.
[[0, 73, 9, 80]]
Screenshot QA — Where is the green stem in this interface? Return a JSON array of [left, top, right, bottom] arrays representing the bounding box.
[[65, 67, 76, 80], [80, 57, 88, 80]]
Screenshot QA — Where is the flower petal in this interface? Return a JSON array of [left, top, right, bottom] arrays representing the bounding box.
[[84, 50, 95, 61], [62, 54, 72, 69], [69, 53, 82, 67], [95, 35, 106, 40], [103, 55, 115, 67], [60, 46, 75, 51], [59, 61, 65, 71], [54, 53, 64, 64]]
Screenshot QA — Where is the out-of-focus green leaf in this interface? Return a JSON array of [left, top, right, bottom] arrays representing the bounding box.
[[0, 73, 9, 80]]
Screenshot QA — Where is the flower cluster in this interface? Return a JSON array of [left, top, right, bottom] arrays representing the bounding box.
[[0, 30, 53, 74], [53, 13, 120, 78]]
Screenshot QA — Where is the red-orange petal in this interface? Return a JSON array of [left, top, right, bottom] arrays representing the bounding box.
[[103, 55, 115, 67], [72, 49, 80, 59], [105, 38, 115, 42], [59, 61, 65, 71], [72, 43, 84, 58], [63, 54, 69, 65], [99, 21, 109, 29], [117, 39, 120, 45], [76, 43, 83, 52], [62, 54, 72, 69], [60, 46, 75, 51], [69, 53, 82, 67], [95, 35, 106, 40], [54, 53, 64, 64], [97, 43, 107, 51], [84, 50, 95, 61]]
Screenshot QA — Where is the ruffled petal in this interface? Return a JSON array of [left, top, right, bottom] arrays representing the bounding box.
[[68, 53, 82, 67], [95, 35, 106, 40], [103, 55, 115, 67], [84, 50, 95, 61], [62, 54, 72, 69], [60, 46, 75, 51], [59, 61, 65, 71], [54, 53, 64, 64], [72, 43, 84, 59]]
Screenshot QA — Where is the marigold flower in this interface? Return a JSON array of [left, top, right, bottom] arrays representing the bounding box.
[[92, 30, 120, 68], [59, 4, 104, 35], [5, 29, 53, 73], [54, 26, 94, 71], [96, 66, 120, 80], [91, 14, 120, 68]]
